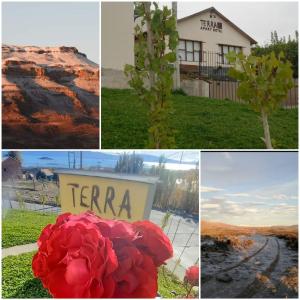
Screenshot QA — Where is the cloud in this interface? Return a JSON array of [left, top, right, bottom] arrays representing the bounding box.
[[272, 194, 289, 200], [201, 186, 223, 193], [244, 208, 258, 213], [202, 197, 249, 217], [245, 201, 266, 205], [255, 194, 269, 200], [225, 193, 250, 197], [270, 204, 297, 214], [225, 200, 235, 204], [202, 203, 220, 209]]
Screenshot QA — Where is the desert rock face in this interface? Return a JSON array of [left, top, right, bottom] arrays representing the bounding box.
[[2, 45, 99, 148]]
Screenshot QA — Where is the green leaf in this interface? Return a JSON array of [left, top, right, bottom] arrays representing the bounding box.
[[164, 52, 177, 62]]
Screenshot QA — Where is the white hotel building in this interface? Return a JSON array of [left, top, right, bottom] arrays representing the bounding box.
[[101, 2, 256, 89]]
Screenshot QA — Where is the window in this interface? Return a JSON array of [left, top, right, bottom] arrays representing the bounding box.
[[178, 40, 202, 62], [219, 44, 242, 64]]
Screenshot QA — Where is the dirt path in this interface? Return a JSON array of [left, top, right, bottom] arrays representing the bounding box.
[[202, 237, 269, 284], [237, 238, 280, 298], [201, 235, 298, 298]]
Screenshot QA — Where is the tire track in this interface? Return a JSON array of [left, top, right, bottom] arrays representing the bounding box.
[[237, 238, 280, 298], [202, 237, 269, 284]]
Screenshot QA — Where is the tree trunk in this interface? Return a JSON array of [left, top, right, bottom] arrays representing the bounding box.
[[144, 2, 158, 148], [261, 109, 273, 149]]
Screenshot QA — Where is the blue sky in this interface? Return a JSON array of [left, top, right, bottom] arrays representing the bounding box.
[[2, 151, 199, 171], [201, 152, 298, 226], [2, 2, 99, 63]]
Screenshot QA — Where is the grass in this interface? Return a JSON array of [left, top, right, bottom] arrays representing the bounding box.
[[2, 252, 50, 298], [158, 266, 196, 298], [101, 88, 298, 149], [2, 210, 57, 248], [2, 253, 194, 298]]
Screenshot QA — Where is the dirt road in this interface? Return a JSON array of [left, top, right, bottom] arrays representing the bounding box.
[[201, 235, 298, 298]]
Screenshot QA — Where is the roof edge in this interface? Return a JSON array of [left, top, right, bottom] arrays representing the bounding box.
[[178, 6, 257, 45]]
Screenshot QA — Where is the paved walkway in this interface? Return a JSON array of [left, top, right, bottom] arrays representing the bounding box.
[[2, 243, 38, 259]]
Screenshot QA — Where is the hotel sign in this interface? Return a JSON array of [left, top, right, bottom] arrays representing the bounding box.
[[200, 19, 223, 33], [57, 170, 158, 222]]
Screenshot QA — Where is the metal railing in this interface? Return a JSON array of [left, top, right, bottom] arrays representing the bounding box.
[[199, 51, 233, 80], [180, 51, 233, 80]]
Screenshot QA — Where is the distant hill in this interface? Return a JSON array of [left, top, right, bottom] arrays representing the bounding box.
[[202, 220, 298, 238]]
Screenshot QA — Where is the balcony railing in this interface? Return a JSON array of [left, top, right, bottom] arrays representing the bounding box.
[[180, 51, 234, 81]]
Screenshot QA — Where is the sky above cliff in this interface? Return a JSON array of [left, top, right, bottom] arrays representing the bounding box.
[[2, 2, 99, 63], [201, 152, 298, 226], [161, 1, 298, 45]]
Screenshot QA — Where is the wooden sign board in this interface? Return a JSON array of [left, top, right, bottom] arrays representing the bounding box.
[[57, 170, 158, 222]]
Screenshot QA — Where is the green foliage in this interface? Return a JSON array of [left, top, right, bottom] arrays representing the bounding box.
[[227, 51, 294, 148], [2, 252, 51, 298], [227, 51, 294, 113], [101, 88, 298, 149], [252, 30, 298, 77], [115, 152, 144, 174], [2, 209, 57, 248], [172, 88, 187, 96], [125, 2, 179, 148], [2, 252, 189, 299], [158, 266, 196, 298]]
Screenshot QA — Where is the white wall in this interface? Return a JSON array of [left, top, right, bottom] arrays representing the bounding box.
[[101, 2, 134, 70], [178, 10, 252, 65]]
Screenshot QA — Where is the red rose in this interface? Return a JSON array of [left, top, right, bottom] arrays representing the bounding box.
[[112, 239, 158, 298], [133, 220, 173, 266], [32, 212, 174, 298], [32, 212, 118, 298], [184, 265, 199, 286], [96, 218, 137, 241], [94, 218, 159, 298]]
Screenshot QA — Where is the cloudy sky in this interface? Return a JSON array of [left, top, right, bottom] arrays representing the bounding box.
[[201, 152, 298, 226], [2, 2, 99, 63], [162, 1, 298, 45]]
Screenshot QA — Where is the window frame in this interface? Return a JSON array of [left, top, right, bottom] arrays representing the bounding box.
[[178, 39, 202, 62], [219, 44, 243, 64]]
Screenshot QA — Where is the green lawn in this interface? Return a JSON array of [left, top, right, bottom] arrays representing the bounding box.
[[2, 252, 192, 298], [2, 252, 50, 298], [101, 88, 298, 149], [2, 210, 57, 248]]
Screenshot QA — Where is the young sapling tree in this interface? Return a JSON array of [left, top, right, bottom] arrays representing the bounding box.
[[125, 2, 179, 149], [227, 51, 294, 149]]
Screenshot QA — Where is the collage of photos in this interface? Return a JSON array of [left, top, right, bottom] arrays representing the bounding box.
[[0, 0, 299, 299]]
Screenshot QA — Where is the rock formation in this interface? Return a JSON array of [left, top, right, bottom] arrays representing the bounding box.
[[2, 45, 99, 148]]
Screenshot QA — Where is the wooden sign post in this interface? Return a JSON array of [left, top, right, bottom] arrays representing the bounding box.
[[57, 170, 159, 222]]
